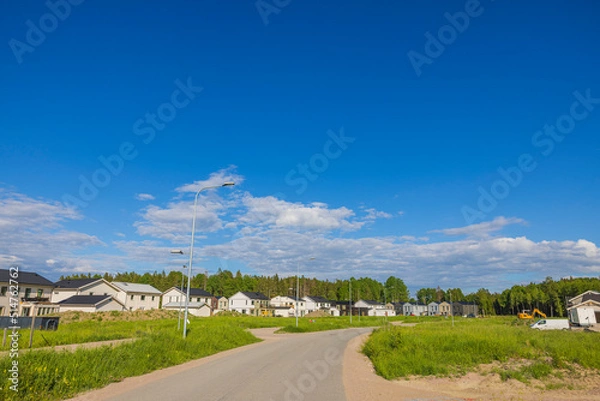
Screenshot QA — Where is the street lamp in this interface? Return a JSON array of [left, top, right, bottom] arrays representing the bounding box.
[[170, 250, 186, 331], [183, 182, 235, 339], [296, 257, 315, 328]]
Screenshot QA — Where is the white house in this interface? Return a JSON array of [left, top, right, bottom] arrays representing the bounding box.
[[161, 287, 214, 309], [568, 290, 600, 327], [162, 301, 212, 317], [0, 269, 58, 317], [428, 302, 439, 316], [355, 299, 396, 317], [403, 302, 428, 316], [229, 292, 270, 316], [112, 282, 161, 311], [270, 295, 297, 308], [51, 278, 120, 304], [304, 296, 331, 313], [58, 295, 126, 313]]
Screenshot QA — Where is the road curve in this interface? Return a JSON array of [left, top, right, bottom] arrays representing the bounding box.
[[69, 327, 372, 401]]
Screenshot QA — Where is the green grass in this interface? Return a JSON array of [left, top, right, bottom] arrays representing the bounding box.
[[362, 317, 600, 383]]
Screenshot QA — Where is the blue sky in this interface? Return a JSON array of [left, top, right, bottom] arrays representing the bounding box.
[[1, 0, 599, 293]]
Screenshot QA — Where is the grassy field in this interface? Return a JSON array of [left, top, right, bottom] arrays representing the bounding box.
[[363, 317, 600, 385], [0, 311, 394, 401]]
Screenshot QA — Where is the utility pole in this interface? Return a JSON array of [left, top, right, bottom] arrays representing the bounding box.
[[349, 279, 352, 324]]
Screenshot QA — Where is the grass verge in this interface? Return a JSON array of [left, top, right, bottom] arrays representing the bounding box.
[[0, 317, 260, 401], [362, 317, 600, 384]]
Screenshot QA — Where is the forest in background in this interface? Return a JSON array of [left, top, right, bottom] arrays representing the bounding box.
[[61, 270, 600, 318]]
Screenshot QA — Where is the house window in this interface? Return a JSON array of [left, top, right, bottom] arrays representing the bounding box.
[[24, 288, 32, 298], [141, 295, 146, 301], [37, 289, 43, 297], [1, 287, 7, 296], [197, 298, 201, 302], [130, 295, 134, 300], [151, 296, 155, 301]]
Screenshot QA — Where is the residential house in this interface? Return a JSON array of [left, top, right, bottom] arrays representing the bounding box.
[[270, 295, 297, 308], [304, 296, 332, 313], [58, 295, 126, 313], [568, 290, 600, 327], [438, 301, 451, 316], [161, 300, 212, 317], [403, 302, 428, 316], [390, 302, 404, 315], [0, 269, 57, 317], [269, 295, 300, 317], [354, 299, 396, 317], [161, 287, 214, 309], [427, 302, 439, 316], [112, 282, 161, 311], [229, 292, 270, 316], [215, 296, 228, 312], [452, 302, 478, 317], [51, 278, 120, 304]]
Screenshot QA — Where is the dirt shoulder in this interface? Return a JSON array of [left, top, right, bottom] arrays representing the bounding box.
[[343, 332, 600, 401]]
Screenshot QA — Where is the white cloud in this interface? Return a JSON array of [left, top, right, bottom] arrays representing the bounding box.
[[0, 191, 103, 276], [363, 208, 393, 220], [175, 166, 244, 193], [240, 195, 364, 231], [429, 216, 525, 238], [135, 193, 155, 201]]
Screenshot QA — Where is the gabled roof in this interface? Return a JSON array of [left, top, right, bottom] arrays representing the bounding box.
[[358, 299, 382, 306], [568, 290, 600, 303], [162, 301, 209, 309], [54, 278, 101, 289], [163, 287, 213, 297], [241, 291, 269, 300], [581, 292, 600, 304], [305, 296, 330, 303], [111, 282, 161, 295], [58, 295, 113, 306], [0, 269, 54, 287]]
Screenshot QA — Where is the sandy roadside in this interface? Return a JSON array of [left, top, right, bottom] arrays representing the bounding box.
[[342, 332, 600, 401]]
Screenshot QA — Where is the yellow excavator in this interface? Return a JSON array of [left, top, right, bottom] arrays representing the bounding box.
[[518, 308, 547, 320]]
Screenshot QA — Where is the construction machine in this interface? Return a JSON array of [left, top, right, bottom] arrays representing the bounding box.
[[518, 308, 547, 320]]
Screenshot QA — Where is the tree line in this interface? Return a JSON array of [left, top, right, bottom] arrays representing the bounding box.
[[60, 271, 600, 317]]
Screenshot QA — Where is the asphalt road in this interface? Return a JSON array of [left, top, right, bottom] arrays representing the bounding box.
[[100, 327, 371, 401]]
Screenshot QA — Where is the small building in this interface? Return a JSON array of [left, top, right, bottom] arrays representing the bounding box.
[[216, 296, 228, 312], [0, 269, 57, 317], [355, 299, 396, 317], [162, 301, 211, 317], [438, 301, 451, 316], [568, 290, 600, 327], [229, 292, 270, 316], [452, 302, 478, 317], [270, 295, 297, 308], [112, 282, 161, 311], [304, 296, 332, 313], [161, 287, 214, 310], [51, 278, 120, 304], [428, 302, 439, 316], [403, 303, 427, 316], [58, 295, 126, 313]]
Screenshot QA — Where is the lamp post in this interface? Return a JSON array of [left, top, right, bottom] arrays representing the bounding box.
[[296, 257, 315, 328], [170, 250, 186, 331], [183, 182, 235, 339]]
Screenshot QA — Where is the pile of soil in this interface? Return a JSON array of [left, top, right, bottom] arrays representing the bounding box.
[[305, 310, 331, 318]]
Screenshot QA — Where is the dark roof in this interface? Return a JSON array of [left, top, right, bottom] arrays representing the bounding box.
[[242, 292, 269, 300], [306, 296, 330, 303], [360, 300, 382, 306], [582, 292, 600, 304], [54, 278, 100, 289], [179, 287, 213, 297], [58, 295, 112, 305], [0, 269, 54, 286]]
